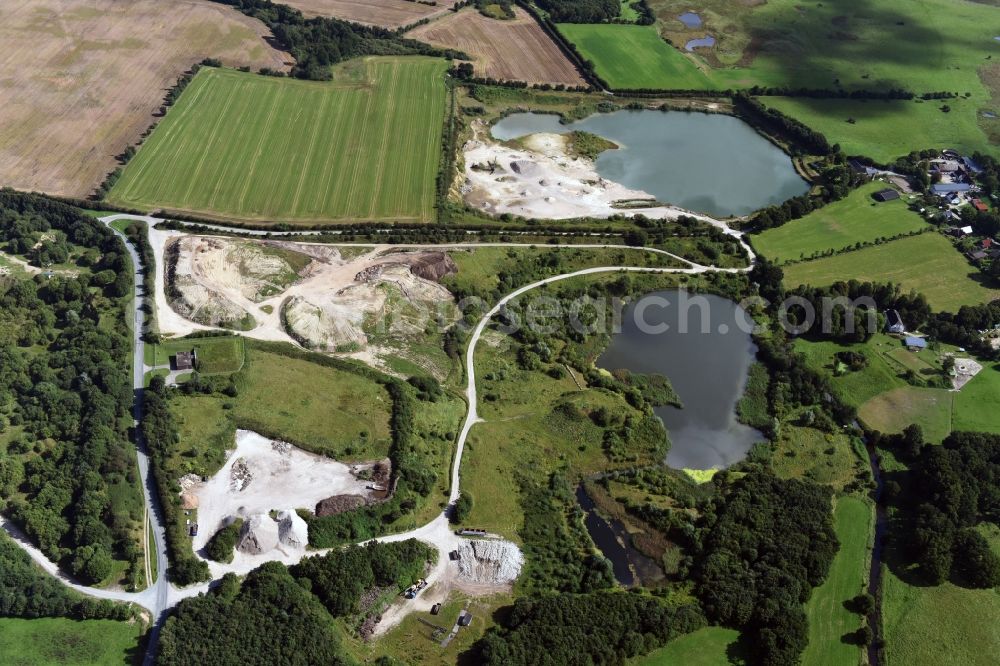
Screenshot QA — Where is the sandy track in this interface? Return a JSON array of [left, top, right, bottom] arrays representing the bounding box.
[[284, 0, 461, 29], [408, 8, 585, 85], [0, 0, 289, 198]]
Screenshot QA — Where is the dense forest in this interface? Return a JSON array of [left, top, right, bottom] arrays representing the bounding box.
[[0, 192, 143, 586], [159, 540, 431, 665], [534, 0, 621, 23], [691, 471, 838, 665], [207, 0, 465, 80], [158, 562, 351, 666], [477, 592, 706, 664], [883, 430, 1000, 588]]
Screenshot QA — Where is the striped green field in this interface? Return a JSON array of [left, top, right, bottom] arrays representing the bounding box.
[[108, 57, 448, 223], [801, 496, 872, 666]]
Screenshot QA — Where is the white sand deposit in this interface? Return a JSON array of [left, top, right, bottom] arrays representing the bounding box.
[[190, 430, 372, 571], [456, 539, 523, 585]]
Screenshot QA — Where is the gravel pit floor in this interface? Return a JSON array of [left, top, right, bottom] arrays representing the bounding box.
[[189, 430, 374, 575]]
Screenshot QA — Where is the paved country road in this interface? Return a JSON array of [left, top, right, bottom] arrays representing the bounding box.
[[2, 213, 752, 661]]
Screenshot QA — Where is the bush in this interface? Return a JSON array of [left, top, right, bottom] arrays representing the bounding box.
[[451, 491, 473, 524]]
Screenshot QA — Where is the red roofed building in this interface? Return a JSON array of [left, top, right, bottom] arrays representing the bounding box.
[[972, 198, 989, 212], [983, 238, 993, 250]]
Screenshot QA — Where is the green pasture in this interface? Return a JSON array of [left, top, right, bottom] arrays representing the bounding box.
[[765, 96, 997, 163], [108, 58, 448, 223], [882, 568, 1000, 666], [801, 496, 872, 666], [753, 182, 927, 264], [0, 617, 142, 666], [631, 626, 744, 665], [556, 24, 711, 90], [167, 344, 393, 479], [771, 425, 866, 492], [952, 362, 1000, 433], [859, 386, 953, 443], [782, 232, 1000, 311]]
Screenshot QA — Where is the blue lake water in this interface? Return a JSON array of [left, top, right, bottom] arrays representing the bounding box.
[[685, 35, 716, 51], [491, 110, 809, 217], [598, 290, 764, 469], [678, 12, 702, 28]]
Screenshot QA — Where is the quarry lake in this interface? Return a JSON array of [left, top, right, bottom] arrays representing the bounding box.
[[598, 290, 764, 469], [491, 110, 808, 217]]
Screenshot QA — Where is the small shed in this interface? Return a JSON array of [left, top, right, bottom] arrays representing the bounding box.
[[174, 349, 197, 371], [904, 336, 928, 351], [872, 189, 900, 202], [457, 611, 473, 627]]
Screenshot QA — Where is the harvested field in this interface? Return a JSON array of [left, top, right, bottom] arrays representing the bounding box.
[[408, 8, 585, 86], [0, 0, 288, 198], [284, 0, 460, 29]]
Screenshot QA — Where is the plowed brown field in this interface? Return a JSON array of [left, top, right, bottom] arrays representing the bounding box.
[[407, 8, 584, 86], [0, 0, 289, 198], [284, 0, 461, 29]]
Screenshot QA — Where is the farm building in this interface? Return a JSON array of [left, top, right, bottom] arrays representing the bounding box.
[[904, 336, 928, 351], [173, 349, 197, 371], [931, 183, 972, 195], [872, 189, 900, 202], [885, 309, 906, 334], [972, 198, 989, 212]]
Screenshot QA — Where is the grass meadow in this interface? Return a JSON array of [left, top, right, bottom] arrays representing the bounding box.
[[0, 617, 142, 665], [800, 496, 872, 666], [859, 386, 953, 443], [109, 58, 447, 223], [952, 362, 1000, 433], [882, 568, 1000, 666], [764, 96, 997, 163], [771, 425, 866, 492], [145, 335, 245, 374], [781, 232, 1000, 311], [556, 24, 710, 90], [631, 626, 744, 665], [167, 344, 393, 479], [752, 182, 928, 264]]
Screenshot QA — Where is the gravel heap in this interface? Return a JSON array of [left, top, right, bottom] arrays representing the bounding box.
[[457, 539, 524, 585]]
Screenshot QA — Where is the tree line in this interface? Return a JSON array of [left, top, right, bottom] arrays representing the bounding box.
[[206, 0, 466, 80]]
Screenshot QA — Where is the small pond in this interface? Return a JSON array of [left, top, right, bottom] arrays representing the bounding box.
[[685, 35, 716, 51], [576, 486, 663, 586], [598, 290, 764, 469], [678, 11, 702, 28], [491, 110, 808, 217]]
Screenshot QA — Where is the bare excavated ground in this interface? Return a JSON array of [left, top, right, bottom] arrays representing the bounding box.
[[159, 234, 459, 371], [0, 0, 290, 198], [283, 0, 461, 29], [188, 430, 378, 574], [408, 8, 585, 86]]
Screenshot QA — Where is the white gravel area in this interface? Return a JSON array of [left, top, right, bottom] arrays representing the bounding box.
[[190, 430, 372, 575]]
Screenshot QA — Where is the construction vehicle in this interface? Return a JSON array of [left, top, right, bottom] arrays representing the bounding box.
[[404, 578, 428, 599]]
